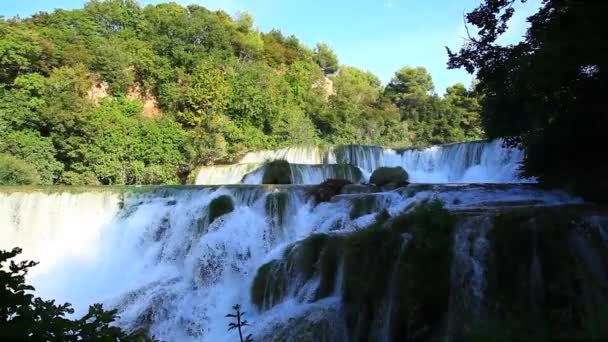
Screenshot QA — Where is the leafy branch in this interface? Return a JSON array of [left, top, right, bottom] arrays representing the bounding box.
[[226, 304, 253, 342]]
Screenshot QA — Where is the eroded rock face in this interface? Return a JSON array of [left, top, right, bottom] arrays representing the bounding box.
[[87, 76, 161, 117], [369, 166, 409, 187], [126, 84, 161, 118]]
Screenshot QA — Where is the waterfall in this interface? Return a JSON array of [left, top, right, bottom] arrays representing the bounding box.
[[0, 184, 592, 341], [0, 191, 121, 277], [195, 164, 264, 185], [196, 139, 532, 185]]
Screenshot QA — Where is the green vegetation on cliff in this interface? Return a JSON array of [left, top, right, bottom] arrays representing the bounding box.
[[0, 0, 482, 185]]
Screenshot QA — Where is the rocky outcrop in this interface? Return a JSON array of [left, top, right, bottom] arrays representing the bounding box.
[[369, 166, 409, 187]]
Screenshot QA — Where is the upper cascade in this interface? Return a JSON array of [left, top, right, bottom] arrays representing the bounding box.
[[196, 139, 533, 185]]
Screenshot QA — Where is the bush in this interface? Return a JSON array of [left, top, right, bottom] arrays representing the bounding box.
[[58, 171, 100, 185], [0, 153, 40, 185], [369, 166, 409, 187], [262, 160, 292, 184]]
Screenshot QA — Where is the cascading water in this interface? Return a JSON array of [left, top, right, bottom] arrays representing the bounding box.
[[196, 139, 532, 185], [1, 183, 597, 341]]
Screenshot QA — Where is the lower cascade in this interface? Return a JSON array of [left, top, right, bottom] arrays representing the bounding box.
[[196, 139, 533, 185], [2, 183, 607, 341]]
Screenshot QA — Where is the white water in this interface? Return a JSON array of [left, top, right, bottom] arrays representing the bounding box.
[[0, 184, 582, 341], [196, 139, 532, 185], [0, 191, 120, 276]]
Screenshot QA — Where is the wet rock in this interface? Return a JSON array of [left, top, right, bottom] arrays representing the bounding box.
[[262, 160, 292, 184], [312, 178, 352, 204], [369, 166, 409, 187], [208, 195, 234, 224]]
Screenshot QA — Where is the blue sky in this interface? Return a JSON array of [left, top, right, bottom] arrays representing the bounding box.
[[1, 0, 541, 94]]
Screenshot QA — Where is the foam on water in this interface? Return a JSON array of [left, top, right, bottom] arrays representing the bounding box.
[[0, 184, 583, 341], [196, 139, 533, 185]]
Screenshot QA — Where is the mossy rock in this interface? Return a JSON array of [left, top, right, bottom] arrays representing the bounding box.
[[262, 160, 292, 184], [251, 260, 288, 310], [312, 178, 352, 204], [258, 306, 347, 342], [349, 195, 379, 219], [342, 200, 455, 341], [251, 233, 343, 311], [369, 166, 409, 187], [208, 195, 234, 224], [478, 207, 608, 340]]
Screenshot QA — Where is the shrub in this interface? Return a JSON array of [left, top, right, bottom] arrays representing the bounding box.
[[0, 153, 40, 185]]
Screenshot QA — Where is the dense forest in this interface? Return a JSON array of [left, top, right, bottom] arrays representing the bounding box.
[[0, 0, 482, 186]]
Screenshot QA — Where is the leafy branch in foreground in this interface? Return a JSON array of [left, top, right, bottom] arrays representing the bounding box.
[[226, 304, 254, 342], [0, 247, 152, 341]]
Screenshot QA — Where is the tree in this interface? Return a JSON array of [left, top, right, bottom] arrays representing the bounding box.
[[447, 0, 608, 199], [0, 154, 40, 185], [444, 83, 483, 140], [0, 130, 63, 184], [385, 66, 434, 113], [0, 247, 151, 341], [314, 42, 338, 75]]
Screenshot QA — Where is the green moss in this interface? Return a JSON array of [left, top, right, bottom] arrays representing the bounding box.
[[369, 166, 409, 187], [342, 225, 402, 340], [262, 160, 292, 184], [478, 207, 608, 341], [288, 234, 330, 281], [265, 191, 289, 227], [334, 164, 364, 183], [251, 260, 288, 310], [208, 195, 234, 224], [342, 200, 456, 341], [349, 195, 378, 219], [259, 306, 346, 342], [251, 233, 342, 311], [317, 236, 344, 299]]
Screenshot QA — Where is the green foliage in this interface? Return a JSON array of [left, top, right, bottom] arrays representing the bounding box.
[[0, 130, 63, 184], [314, 42, 338, 75], [262, 160, 292, 184], [447, 0, 608, 197], [208, 195, 235, 224], [0, 153, 40, 185], [0, 0, 484, 185], [385, 66, 483, 145], [0, 247, 152, 341]]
